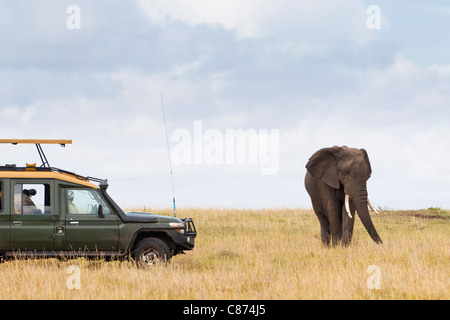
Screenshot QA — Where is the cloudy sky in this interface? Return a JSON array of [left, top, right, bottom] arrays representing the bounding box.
[[1, 0, 450, 210]]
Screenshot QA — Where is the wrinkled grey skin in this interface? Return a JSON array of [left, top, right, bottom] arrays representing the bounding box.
[[305, 146, 383, 246]]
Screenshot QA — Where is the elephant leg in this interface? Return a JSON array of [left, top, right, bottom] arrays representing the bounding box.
[[326, 201, 343, 246], [318, 214, 331, 246], [342, 202, 356, 246], [329, 215, 342, 246], [312, 204, 331, 246]]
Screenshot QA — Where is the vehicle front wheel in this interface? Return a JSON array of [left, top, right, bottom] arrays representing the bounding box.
[[133, 237, 172, 268]]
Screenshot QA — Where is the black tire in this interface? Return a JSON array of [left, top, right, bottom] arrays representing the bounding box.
[[133, 237, 172, 268]]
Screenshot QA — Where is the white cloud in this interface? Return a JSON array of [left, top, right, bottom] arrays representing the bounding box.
[[362, 53, 450, 116], [138, 0, 376, 43], [138, 0, 264, 38]]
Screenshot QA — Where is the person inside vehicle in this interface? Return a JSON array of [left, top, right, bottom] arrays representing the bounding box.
[[68, 190, 78, 214], [22, 189, 38, 214]]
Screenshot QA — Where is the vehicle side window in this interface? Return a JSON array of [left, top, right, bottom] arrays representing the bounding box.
[[67, 189, 111, 215], [0, 180, 3, 212], [14, 183, 51, 215]]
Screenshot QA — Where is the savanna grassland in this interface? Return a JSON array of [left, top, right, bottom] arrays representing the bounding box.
[[0, 208, 448, 300]]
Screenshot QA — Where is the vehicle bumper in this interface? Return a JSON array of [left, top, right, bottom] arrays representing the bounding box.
[[173, 234, 196, 250], [174, 218, 197, 251]]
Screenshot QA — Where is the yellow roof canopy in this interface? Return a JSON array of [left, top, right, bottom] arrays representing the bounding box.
[[0, 139, 72, 146]]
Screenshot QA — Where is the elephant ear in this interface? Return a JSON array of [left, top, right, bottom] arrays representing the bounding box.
[[360, 148, 372, 176], [306, 146, 341, 189]]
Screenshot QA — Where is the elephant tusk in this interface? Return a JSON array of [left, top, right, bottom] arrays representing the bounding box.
[[345, 194, 352, 219], [368, 198, 379, 215]]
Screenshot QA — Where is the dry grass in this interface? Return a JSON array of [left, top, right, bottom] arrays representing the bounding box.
[[0, 207, 448, 300]]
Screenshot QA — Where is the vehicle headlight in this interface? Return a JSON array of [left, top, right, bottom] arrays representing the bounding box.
[[169, 222, 185, 234]]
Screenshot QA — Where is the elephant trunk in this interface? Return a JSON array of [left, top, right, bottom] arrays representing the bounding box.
[[352, 187, 383, 244]]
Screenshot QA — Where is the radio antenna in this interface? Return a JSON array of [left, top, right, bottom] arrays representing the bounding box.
[[161, 92, 176, 217]]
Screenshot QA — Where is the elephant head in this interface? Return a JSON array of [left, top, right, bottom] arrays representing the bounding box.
[[306, 146, 382, 244]]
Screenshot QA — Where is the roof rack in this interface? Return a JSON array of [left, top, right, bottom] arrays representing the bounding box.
[[0, 139, 71, 146], [0, 139, 72, 168], [50, 167, 108, 188]]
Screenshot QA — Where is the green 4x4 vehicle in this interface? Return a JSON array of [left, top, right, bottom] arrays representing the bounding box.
[[0, 139, 196, 267]]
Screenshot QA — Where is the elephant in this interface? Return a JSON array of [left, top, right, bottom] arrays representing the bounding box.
[[304, 146, 383, 246]]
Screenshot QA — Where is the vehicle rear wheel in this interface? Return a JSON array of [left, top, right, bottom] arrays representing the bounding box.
[[133, 237, 172, 268]]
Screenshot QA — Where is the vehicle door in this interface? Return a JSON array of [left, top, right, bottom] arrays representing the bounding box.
[[0, 179, 10, 250], [10, 180, 55, 251], [64, 188, 119, 252]]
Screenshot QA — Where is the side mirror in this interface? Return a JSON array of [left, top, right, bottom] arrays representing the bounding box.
[[98, 204, 105, 218]]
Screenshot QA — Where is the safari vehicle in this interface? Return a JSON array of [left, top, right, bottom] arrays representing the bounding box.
[[0, 139, 196, 267]]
